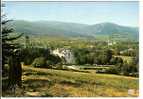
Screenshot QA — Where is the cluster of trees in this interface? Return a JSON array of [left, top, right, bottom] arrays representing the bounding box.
[[73, 48, 139, 77], [21, 47, 62, 68], [106, 57, 138, 77], [73, 48, 113, 65], [21, 35, 62, 68], [111, 42, 138, 56]]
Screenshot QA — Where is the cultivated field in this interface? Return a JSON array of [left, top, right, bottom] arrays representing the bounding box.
[[3, 65, 139, 97]]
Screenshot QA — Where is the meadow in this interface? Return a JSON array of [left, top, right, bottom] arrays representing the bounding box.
[[3, 65, 139, 97]]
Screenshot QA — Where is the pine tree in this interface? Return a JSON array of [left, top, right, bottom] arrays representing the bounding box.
[[25, 35, 30, 48], [2, 15, 23, 89], [2, 16, 23, 72]]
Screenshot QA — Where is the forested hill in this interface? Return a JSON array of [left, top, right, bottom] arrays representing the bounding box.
[[8, 20, 139, 41]]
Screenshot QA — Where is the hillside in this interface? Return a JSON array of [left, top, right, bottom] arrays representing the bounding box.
[[9, 20, 139, 41], [2, 65, 139, 97]]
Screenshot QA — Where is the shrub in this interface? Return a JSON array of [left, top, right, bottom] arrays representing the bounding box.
[[32, 57, 47, 68], [46, 60, 53, 66], [110, 57, 123, 65], [21, 48, 51, 65], [46, 60, 53, 69], [55, 65, 64, 70], [122, 61, 138, 76], [106, 60, 139, 77], [105, 66, 119, 74], [47, 54, 62, 64]]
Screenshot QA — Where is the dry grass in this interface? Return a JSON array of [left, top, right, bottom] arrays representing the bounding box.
[[2, 65, 139, 97]]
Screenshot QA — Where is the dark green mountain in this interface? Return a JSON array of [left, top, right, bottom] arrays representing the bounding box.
[[9, 20, 139, 40]]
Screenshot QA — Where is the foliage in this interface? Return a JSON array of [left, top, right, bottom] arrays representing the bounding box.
[[73, 48, 113, 65], [2, 14, 23, 90], [2, 17, 23, 73], [106, 57, 138, 77], [105, 66, 119, 74], [21, 48, 50, 65], [110, 57, 123, 65], [32, 57, 47, 68], [122, 60, 138, 76], [46, 54, 62, 65]]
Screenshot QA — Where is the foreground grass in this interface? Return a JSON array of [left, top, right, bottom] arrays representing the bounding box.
[[3, 65, 139, 97]]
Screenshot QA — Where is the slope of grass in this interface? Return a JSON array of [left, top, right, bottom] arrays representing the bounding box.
[[114, 55, 133, 63], [2, 65, 139, 97]]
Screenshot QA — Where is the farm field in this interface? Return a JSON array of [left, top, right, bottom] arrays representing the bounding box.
[[3, 65, 139, 97]]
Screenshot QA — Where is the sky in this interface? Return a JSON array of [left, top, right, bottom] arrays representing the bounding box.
[[3, 1, 139, 27]]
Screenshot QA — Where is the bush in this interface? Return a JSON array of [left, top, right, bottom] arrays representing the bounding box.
[[105, 60, 139, 77], [122, 61, 138, 76], [46, 60, 53, 69], [32, 57, 47, 68], [21, 48, 51, 65], [105, 66, 119, 74], [47, 54, 62, 64], [55, 64, 64, 70], [32, 56, 62, 68], [110, 57, 123, 65]]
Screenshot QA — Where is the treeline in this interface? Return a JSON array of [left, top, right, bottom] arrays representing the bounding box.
[[18, 35, 139, 77], [73, 48, 138, 77], [73, 48, 127, 65], [20, 45, 139, 77], [21, 47, 62, 68]]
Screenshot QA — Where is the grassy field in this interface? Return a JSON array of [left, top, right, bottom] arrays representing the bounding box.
[[114, 55, 133, 63], [3, 65, 139, 97]]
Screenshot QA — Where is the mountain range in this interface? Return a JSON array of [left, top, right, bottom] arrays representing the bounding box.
[[8, 20, 139, 41]]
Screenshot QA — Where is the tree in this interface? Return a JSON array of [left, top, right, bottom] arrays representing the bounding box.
[[25, 35, 30, 48], [110, 57, 123, 65], [8, 49, 22, 88], [2, 15, 23, 88], [105, 49, 113, 64]]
